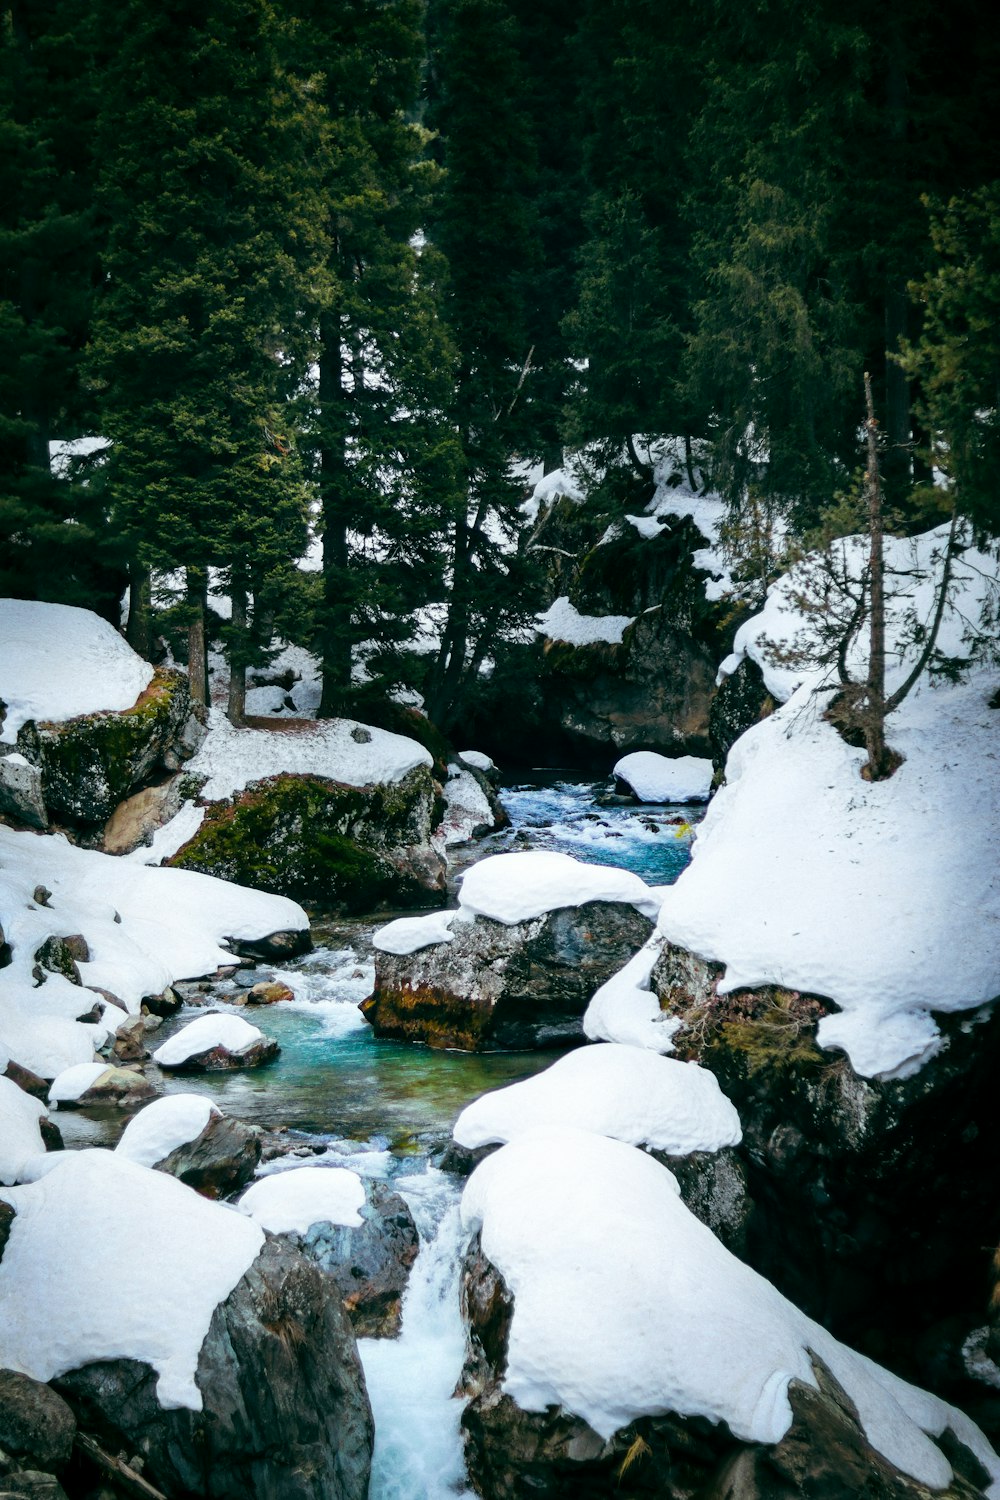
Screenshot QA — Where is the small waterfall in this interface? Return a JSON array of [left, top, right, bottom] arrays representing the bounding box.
[[360, 1167, 476, 1500]]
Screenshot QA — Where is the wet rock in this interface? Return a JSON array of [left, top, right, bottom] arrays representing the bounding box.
[[292, 1181, 419, 1338], [154, 1113, 262, 1199], [245, 982, 294, 1006], [141, 987, 183, 1019], [156, 1037, 279, 1073], [2, 1064, 48, 1104], [53, 1066, 155, 1111], [110, 1015, 150, 1063], [169, 767, 446, 915], [56, 1236, 373, 1500], [364, 901, 652, 1051], [0, 1371, 75, 1474], [229, 931, 311, 963], [0, 1472, 69, 1500]]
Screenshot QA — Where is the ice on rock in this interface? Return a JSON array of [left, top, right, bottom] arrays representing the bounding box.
[[237, 1165, 365, 1234], [461, 1128, 1000, 1492], [453, 1042, 741, 1155]]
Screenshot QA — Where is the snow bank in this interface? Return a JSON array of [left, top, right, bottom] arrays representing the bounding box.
[[613, 752, 713, 804], [461, 1128, 1000, 1491], [372, 910, 461, 956], [457, 851, 662, 925], [236, 1165, 365, 1234], [183, 707, 431, 801], [115, 1095, 219, 1168], [48, 1062, 110, 1105], [535, 597, 634, 647], [453, 1043, 741, 1155], [0, 599, 154, 744], [0, 1075, 49, 1185], [0, 1151, 263, 1409], [153, 1013, 266, 1068]]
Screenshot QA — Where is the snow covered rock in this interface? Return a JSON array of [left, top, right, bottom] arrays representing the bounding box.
[[170, 765, 446, 914], [238, 1167, 419, 1337], [612, 750, 714, 803], [458, 1129, 1000, 1500], [0, 1077, 55, 1186], [115, 1095, 261, 1199], [48, 1062, 154, 1110], [436, 762, 508, 847], [152, 1013, 279, 1072], [0, 752, 47, 831], [0, 1152, 373, 1500], [365, 899, 655, 1052]]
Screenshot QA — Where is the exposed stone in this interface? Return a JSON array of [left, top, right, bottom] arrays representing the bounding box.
[[102, 777, 187, 856], [56, 1236, 373, 1500], [245, 982, 294, 1006], [658, 1146, 753, 1257], [110, 1015, 150, 1063], [31, 938, 86, 987], [228, 931, 311, 962], [0, 1203, 13, 1262], [30, 889, 51, 909], [363, 901, 653, 1051], [169, 767, 446, 915], [15, 668, 199, 829], [2, 1063, 48, 1103], [155, 1037, 280, 1073], [141, 987, 183, 1019], [54, 1066, 155, 1111], [0, 1370, 76, 1474], [0, 754, 47, 831], [154, 1113, 262, 1199], [291, 1181, 419, 1338]]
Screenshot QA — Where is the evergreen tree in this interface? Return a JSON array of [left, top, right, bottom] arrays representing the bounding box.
[[87, 0, 319, 713]]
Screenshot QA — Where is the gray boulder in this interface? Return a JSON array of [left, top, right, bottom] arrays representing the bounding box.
[[0, 755, 47, 831], [363, 901, 653, 1051], [55, 1236, 373, 1500], [291, 1181, 419, 1337], [0, 1372, 75, 1475], [154, 1113, 262, 1200]]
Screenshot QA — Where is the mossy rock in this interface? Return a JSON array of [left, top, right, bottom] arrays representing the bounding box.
[[16, 668, 201, 827], [170, 767, 445, 915]]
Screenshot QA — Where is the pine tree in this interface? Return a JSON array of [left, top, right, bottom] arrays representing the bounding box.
[[87, 0, 319, 712]]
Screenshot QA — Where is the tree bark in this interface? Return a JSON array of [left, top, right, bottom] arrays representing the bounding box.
[[317, 307, 354, 718], [186, 567, 209, 707], [125, 558, 152, 660], [863, 372, 889, 779], [227, 566, 247, 726]]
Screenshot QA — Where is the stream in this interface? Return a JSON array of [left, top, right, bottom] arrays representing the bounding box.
[[60, 773, 704, 1499]]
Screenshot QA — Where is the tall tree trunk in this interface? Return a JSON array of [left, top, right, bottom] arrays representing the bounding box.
[[227, 566, 247, 727], [882, 13, 911, 506], [186, 566, 209, 708], [125, 558, 152, 660], [863, 373, 888, 779], [318, 308, 354, 718]]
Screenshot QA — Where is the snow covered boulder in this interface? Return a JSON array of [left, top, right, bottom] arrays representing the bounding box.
[[365, 854, 659, 1051], [48, 1062, 154, 1111], [170, 765, 446, 915], [0, 752, 47, 831], [0, 1153, 373, 1500], [436, 762, 508, 848], [458, 1129, 1000, 1500], [0, 1077, 59, 1186], [116, 1095, 261, 1199], [612, 750, 713, 803], [237, 1167, 419, 1337], [152, 1014, 279, 1073]]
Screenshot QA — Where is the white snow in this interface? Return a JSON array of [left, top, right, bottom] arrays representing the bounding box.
[[535, 597, 634, 647], [521, 468, 585, 526], [124, 801, 206, 865], [237, 1165, 365, 1234], [458, 751, 495, 774], [373, 910, 460, 956], [656, 524, 1000, 1079], [453, 1043, 741, 1155], [583, 937, 681, 1051], [153, 1013, 267, 1068], [0, 1150, 263, 1410], [115, 1095, 220, 1168], [48, 1061, 110, 1105], [437, 764, 496, 847], [0, 1075, 50, 1185], [614, 752, 714, 804], [457, 851, 662, 925], [460, 1128, 1000, 1492], [183, 707, 431, 801], [625, 513, 668, 540], [0, 600, 154, 744]]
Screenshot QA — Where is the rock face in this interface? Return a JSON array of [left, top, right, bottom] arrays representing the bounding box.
[[102, 775, 189, 855], [708, 656, 774, 773], [15, 669, 204, 829], [458, 1238, 994, 1500], [363, 902, 653, 1051], [291, 1181, 419, 1337], [55, 1236, 374, 1500], [0, 1371, 75, 1475], [154, 1113, 262, 1199], [0, 754, 47, 831], [170, 767, 446, 914], [650, 940, 1000, 1385]]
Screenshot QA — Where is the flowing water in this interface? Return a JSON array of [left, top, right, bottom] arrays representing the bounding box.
[[59, 772, 704, 1498]]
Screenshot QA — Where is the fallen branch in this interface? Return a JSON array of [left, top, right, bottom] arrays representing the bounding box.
[[74, 1432, 168, 1500]]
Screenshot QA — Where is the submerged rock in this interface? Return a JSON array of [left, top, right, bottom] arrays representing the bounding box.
[[170, 766, 445, 914], [363, 902, 653, 1051], [55, 1236, 374, 1500]]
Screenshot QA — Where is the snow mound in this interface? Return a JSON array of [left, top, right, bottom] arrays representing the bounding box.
[[0, 1075, 49, 1185], [520, 468, 585, 526], [461, 1128, 1000, 1491], [583, 938, 681, 1052], [437, 764, 496, 847], [0, 1011, 100, 1082], [115, 1095, 220, 1168], [237, 1165, 365, 1234], [183, 707, 431, 801], [48, 1062, 110, 1105], [457, 851, 662, 925], [0, 1149, 263, 1410], [0, 599, 155, 745], [535, 597, 634, 647], [458, 750, 496, 774], [153, 1013, 266, 1068], [373, 910, 459, 956], [453, 1043, 741, 1155], [614, 752, 713, 804]]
